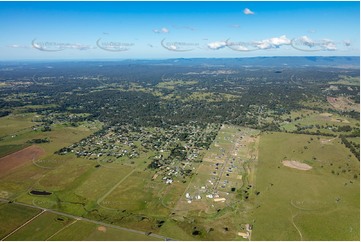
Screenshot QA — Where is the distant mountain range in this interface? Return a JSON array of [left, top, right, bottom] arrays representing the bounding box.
[[128, 56, 360, 68], [1, 56, 359, 69]]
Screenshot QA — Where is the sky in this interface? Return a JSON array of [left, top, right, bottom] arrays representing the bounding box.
[[0, 1, 359, 60]]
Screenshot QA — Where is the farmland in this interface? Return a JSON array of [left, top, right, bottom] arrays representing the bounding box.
[[0, 58, 359, 240]]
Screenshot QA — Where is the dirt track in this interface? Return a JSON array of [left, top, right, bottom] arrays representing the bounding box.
[[0, 145, 45, 177]]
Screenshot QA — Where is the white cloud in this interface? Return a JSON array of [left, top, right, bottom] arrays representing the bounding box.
[[161, 27, 169, 33], [253, 35, 291, 49], [321, 39, 337, 51], [207, 41, 227, 50], [230, 45, 249, 51], [153, 27, 169, 34], [298, 35, 315, 47], [243, 8, 255, 15]]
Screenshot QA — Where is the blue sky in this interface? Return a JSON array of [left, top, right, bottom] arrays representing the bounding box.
[[0, 1, 359, 60]]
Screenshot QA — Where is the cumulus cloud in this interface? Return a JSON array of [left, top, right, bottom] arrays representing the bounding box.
[[229, 44, 249, 51], [243, 8, 255, 15], [207, 41, 227, 50], [253, 35, 291, 49], [298, 36, 315, 47], [153, 27, 170, 34]]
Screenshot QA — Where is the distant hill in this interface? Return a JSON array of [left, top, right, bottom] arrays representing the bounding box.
[[1, 56, 359, 70], [132, 56, 360, 68]]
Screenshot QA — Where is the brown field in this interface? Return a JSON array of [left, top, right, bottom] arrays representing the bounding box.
[[327, 96, 360, 112], [0, 145, 45, 177]]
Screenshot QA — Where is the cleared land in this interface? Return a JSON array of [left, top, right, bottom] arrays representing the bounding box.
[[0, 145, 45, 178], [327, 96, 360, 112], [169, 125, 260, 240], [282, 160, 312, 170], [252, 132, 360, 241]]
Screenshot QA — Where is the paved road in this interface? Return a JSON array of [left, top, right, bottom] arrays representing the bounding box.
[[0, 198, 173, 241]]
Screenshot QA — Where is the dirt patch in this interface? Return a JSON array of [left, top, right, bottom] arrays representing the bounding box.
[[282, 160, 312, 171], [327, 96, 360, 112], [97, 226, 107, 232], [319, 112, 333, 117], [0, 145, 45, 177], [320, 138, 336, 144], [330, 118, 350, 123]]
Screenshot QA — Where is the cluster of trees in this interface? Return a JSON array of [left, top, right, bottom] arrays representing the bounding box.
[[0, 62, 359, 136], [340, 135, 360, 160]]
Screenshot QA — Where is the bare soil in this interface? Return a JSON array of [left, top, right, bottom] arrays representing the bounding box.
[[0, 145, 45, 177], [282, 160, 312, 171]]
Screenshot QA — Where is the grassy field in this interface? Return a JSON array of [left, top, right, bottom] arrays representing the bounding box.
[[0, 113, 37, 138], [252, 132, 360, 240], [280, 109, 359, 134], [4, 212, 74, 241], [0, 203, 41, 239], [74, 165, 134, 201], [101, 170, 170, 216]]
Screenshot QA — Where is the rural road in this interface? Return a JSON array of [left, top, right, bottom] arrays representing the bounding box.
[[0, 198, 173, 241]]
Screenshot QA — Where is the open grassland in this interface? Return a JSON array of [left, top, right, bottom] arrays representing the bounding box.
[[252, 132, 360, 240], [0, 203, 41, 239], [0, 113, 37, 138], [0, 120, 102, 204], [280, 109, 359, 134], [329, 75, 360, 86], [101, 170, 172, 217], [75, 165, 134, 201], [85, 225, 160, 241], [4, 212, 74, 241]]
